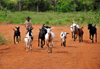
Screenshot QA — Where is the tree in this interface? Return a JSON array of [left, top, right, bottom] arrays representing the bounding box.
[[19, 0, 21, 11]]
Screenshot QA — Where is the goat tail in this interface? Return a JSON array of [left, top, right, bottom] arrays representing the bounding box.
[[13, 29, 15, 31]]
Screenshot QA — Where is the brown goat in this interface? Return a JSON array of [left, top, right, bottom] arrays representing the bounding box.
[[73, 26, 84, 42]]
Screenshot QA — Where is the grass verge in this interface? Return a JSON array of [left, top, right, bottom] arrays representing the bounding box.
[[0, 11, 100, 26]]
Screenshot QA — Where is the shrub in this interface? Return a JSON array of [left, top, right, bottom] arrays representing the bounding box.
[[0, 34, 7, 46]]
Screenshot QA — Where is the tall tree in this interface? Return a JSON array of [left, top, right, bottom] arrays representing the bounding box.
[[19, 0, 21, 11]]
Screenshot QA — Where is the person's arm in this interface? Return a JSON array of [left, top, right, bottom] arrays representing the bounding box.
[[30, 20, 33, 28], [24, 21, 26, 27]]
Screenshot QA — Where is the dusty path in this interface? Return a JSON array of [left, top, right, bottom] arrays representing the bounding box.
[[0, 24, 100, 69]]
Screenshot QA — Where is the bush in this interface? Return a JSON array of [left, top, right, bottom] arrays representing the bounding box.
[[57, 0, 74, 12], [0, 34, 7, 46]]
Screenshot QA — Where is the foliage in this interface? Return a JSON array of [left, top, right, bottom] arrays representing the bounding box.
[[57, 0, 74, 12], [0, 0, 100, 12]]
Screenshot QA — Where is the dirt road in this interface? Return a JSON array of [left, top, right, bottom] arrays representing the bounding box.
[[0, 24, 100, 69]]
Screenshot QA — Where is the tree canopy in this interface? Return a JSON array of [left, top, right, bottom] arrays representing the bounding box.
[[0, 0, 99, 12]]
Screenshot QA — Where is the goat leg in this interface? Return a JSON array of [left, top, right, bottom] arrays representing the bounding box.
[[79, 36, 81, 42], [74, 34, 75, 41], [72, 32, 73, 38], [19, 35, 21, 41], [16, 36, 19, 43], [30, 41, 32, 50], [82, 36, 83, 42], [92, 34, 94, 43], [38, 38, 40, 47], [95, 32, 97, 42], [41, 40, 43, 48], [65, 40, 66, 46], [14, 36, 16, 44], [61, 39, 62, 46], [43, 39, 45, 46], [90, 34, 92, 40], [46, 41, 50, 52], [63, 42, 66, 47]]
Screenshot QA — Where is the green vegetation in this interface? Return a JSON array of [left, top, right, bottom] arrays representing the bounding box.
[[0, 34, 7, 46], [0, 0, 100, 12], [0, 11, 100, 26]]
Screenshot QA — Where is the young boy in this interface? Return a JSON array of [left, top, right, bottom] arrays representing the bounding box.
[[24, 16, 33, 34]]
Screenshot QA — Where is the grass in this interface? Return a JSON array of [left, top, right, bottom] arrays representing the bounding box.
[[0, 34, 7, 46], [0, 11, 100, 26]]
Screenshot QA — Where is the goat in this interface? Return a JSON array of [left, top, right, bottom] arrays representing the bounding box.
[[38, 24, 51, 48], [45, 27, 55, 53], [38, 29, 45, 48], [42, 24, 51, 34], [73, 26, 84, 42], [88, 23, 97, 43], [70, 23, 79, 38], [60, 31, 69, 47], [24, 27, 33, 52], [13, 26, 21, 44]]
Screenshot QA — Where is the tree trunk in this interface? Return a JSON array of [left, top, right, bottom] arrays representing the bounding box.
[[98, 2, 100, 10], [55, 0, 57, 11], [0, 1, 1, 11], [37, 3, 39, 12], [19, 0, 21, 11], [74, 0, 76, 12]]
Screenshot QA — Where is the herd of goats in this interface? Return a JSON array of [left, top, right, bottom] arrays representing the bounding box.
[[13, 23, 97, 53]]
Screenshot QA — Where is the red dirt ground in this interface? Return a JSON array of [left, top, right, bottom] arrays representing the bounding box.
[[0, 24, 100, 69]]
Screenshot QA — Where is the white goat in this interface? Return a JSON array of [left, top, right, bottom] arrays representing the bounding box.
[[24, 28, 33, 52], [45, 27, 55, 53], [70, 21, 79, 38], [60, 31, 69, 47]]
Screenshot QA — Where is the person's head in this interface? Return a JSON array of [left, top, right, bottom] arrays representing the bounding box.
[[26, 16, 30, 21]]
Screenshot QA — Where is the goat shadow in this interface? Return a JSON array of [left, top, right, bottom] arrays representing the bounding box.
[[37, 47, 47, 50], [0, 48, 10, 51], [67, 46, 77, 48], [0, 52, 4, 54], [55, 51, 68, 53], [83, 40, 100, 44], [33, 50, 41, 52]]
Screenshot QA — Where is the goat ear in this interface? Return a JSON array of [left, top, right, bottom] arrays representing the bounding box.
[[66, 33, 69, 34], [51, 27, 54, 30]]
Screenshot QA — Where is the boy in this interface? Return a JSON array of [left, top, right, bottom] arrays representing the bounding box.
[[24, 16, 33, 34]]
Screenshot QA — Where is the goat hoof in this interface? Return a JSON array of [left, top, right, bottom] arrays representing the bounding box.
[[41, 46, 43, 48], [26, 50, 28, 52], [64, 45, 66, 47]]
